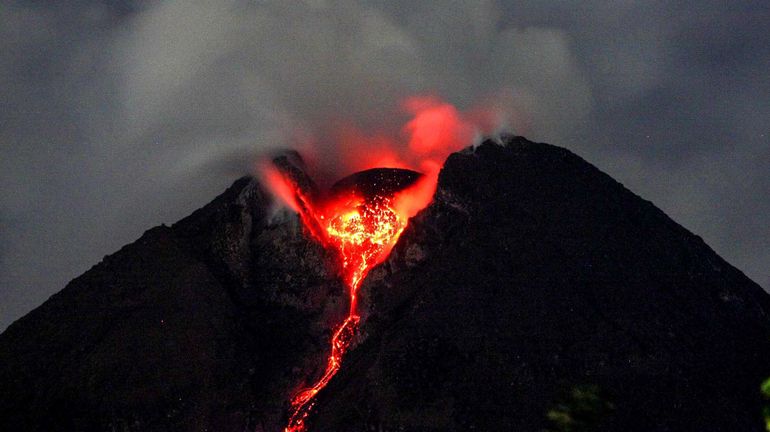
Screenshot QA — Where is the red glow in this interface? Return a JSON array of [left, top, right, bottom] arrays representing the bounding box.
[[284, 315, 359, 432], [263, 95, 490, 432], [261, 164, 302, 213], [335, 125, 410, 172], [322, 195, 404, 309], [272, 171, 413, 432], [403, 95, 475, 156]]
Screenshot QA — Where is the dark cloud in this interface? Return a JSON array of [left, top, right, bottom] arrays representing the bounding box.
[[1, 0, 768, 331]]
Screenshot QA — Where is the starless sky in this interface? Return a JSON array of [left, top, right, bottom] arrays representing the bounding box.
[[1, 0, 769, 331]]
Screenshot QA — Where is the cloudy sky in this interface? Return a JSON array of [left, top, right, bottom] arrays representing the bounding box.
[[1, 0, 768, 331]]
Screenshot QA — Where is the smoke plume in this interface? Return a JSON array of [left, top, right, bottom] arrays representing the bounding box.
[[1, 0, 768, 331]]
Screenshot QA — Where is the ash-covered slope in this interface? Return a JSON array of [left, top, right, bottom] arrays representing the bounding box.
[[1, 136, 768, 432]]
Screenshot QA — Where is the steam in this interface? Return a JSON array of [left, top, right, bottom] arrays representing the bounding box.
[[111, 0, 592, 176], [78, 0, 593, 242]]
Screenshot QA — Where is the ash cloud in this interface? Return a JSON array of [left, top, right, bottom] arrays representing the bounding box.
[[1, 0, 768, 330]]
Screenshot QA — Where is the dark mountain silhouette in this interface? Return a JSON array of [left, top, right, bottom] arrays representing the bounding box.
[[1, 136, 768, 431]]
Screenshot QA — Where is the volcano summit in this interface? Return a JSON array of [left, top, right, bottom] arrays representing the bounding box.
[[0, 136, 768, 431]]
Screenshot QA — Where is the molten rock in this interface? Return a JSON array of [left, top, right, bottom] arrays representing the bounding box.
[[274, 165, 425, 432]]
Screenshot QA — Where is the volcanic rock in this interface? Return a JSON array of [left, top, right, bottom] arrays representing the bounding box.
[[1, 136, 768, 432], [330, 168, 423, 200]]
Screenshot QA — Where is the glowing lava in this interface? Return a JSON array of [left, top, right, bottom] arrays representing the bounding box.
[[266, 166, 430, 432], [284, 314, 359, 432], [260, 94, 497, 431], [324, 195, 403, 311]]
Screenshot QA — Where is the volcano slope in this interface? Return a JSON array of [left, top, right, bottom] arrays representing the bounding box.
[[1, 136, 769, 431]]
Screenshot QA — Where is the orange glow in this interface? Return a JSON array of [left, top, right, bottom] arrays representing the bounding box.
[[261, 164, 302, 213], [262, 94, 489, 432], [285, 315, 359, 432], [267, 165, 422, 432], [403, 95, 475, 156], [322, 193, 406, 311], [276, 177, 411, 432], [334, 125, 410, 172]]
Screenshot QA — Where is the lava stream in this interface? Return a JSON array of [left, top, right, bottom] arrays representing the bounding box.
[[285, 192, 409, 432], [261, 94, 496, 431], [285, 315, 360, 432]]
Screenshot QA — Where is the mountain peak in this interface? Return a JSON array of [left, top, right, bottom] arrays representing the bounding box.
[[1, 136, 768, 431]]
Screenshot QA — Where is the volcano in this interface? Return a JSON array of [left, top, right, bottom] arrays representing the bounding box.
[[1, 136, 769, 432]]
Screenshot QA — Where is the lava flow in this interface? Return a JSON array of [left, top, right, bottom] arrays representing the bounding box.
[[266, 166, 431, 432], [261, 94, 495, 431]]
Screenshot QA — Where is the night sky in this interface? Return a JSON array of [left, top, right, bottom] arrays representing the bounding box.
[[1, 0, 768, 331]]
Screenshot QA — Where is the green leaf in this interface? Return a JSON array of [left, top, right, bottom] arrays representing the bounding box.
[[762, 377, 770, 398]]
